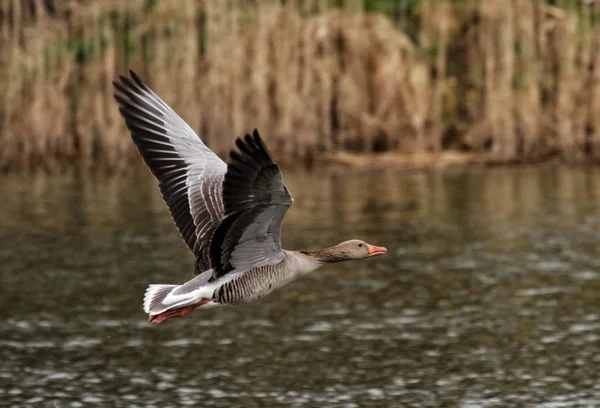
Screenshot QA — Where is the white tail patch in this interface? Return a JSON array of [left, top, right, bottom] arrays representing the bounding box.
[[143, 284, 177, 314]]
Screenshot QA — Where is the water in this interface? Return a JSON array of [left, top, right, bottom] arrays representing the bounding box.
[[1, 165, 600, 407]]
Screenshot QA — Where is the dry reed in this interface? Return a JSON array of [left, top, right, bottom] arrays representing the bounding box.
[[1, 0, 600, 171]]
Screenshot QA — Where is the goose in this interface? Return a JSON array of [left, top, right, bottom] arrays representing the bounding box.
[[113, 71, 387, 324]]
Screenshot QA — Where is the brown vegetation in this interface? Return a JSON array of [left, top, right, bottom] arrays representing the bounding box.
[[1, 0, 599, 171]]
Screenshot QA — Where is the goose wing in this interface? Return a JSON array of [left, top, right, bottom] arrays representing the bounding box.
[[209, 130, 293, 281], [113, 71, 226, 273]]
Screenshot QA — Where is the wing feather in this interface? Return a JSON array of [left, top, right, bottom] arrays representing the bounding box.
[[113, 71, 227, 273], [209, 130, 293, 280]]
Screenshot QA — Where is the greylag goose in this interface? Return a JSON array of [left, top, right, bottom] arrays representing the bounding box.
[[113, 71, 387, 324]]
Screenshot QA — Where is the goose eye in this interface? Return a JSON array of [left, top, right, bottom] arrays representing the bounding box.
[[358, 243, 363, 247]]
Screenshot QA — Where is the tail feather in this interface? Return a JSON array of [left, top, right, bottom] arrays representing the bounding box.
[[143, 284, 177, 315]]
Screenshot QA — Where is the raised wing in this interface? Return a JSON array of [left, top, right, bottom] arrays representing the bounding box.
[[113, 71, 227, 273], [209, 130, 293, 280]]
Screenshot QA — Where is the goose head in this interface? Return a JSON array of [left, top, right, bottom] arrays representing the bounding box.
[[333, 239, 388, 260], [302, 239, 387, 263]]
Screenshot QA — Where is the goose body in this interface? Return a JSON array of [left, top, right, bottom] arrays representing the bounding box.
[[113, 71, 387, 324]]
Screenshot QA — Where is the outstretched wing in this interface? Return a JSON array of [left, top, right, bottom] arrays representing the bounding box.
[[113, 70, 226, 273], [209, 130, 293, 280]]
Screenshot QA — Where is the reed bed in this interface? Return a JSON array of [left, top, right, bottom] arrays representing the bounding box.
[[1, 0, 599, 171]]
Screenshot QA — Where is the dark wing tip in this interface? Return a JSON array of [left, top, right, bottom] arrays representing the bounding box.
[[251, 129, 273, 161], [113, 71, 151, 98], [252, 128, 263, 145], [129, 70, 150, 91], [235, 137, 247, 151], [112, 80, 129, 99], [129, 69, 141, 82], [229, 149, 242, 162], [113, 75, 136, 96], [113, 94, 127, 108], [231, 129, 273, 164]]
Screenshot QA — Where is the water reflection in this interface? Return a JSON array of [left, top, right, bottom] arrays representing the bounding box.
[[1, 165, 599, 407]]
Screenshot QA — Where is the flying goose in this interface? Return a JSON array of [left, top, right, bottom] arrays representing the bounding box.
[[113, 71, 387, 324]]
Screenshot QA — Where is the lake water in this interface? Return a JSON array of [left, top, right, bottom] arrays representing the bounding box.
[[1, 165, 600, 407]]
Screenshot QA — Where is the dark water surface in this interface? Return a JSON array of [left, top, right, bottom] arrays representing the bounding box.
[[1, 166, 600, 407]]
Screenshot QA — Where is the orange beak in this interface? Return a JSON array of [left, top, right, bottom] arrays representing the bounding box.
[[366, 244, 387, 257]]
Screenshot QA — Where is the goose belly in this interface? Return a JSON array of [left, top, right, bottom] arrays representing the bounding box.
[[214, 264, 298, 305]]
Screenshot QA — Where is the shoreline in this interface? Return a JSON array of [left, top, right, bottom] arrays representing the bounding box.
[[2, 150, 598, 175], [310, 151, 592, 172]]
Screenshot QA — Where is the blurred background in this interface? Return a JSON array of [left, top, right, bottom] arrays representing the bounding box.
[[2, 0, 600, 170], [1, 1, 600, 407]]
